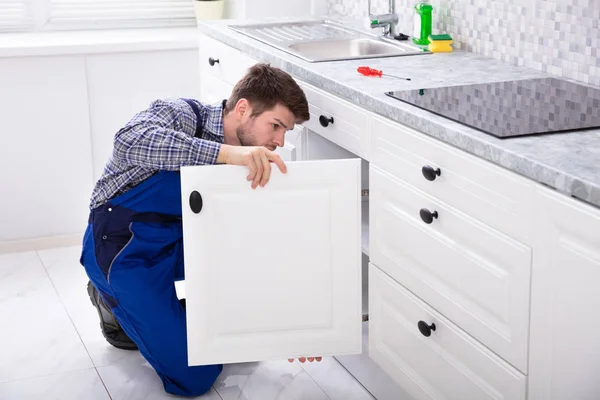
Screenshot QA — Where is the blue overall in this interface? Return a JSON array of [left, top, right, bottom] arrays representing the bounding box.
[[79, 100, 223, 397]]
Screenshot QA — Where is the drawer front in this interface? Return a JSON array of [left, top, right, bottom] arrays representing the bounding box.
[[198, 34, 257, 86], [370, 165, 531, 372], [369, 115, 533, 243], [299, 82, 369, 160], [369, 264, 527, 400], [199, 72, 233, 104]]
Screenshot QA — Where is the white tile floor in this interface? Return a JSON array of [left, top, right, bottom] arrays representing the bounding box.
[[0, 246, 376, 400]]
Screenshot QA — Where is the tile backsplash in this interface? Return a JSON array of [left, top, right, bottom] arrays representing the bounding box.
[[326, 0, 600, 87]]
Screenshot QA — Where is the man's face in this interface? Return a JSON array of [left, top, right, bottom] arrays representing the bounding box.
[[236, 102, 296, 151]]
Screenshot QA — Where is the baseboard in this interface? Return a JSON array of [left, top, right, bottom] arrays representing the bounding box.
[[0, 233, 83, 254]]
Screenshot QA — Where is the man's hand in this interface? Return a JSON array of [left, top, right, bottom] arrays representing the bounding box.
[[287, 357, 323, 363], [217, 144, 287, 189]]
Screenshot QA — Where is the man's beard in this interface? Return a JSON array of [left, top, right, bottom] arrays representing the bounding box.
[[236, 119, 257, 146]]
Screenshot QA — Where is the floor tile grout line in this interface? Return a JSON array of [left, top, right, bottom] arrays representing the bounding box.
[[297, 360, 334, 400], [328, 357, 377, 400], [95, 367, 113, 400], [34, 251, 97, 368], [212, 385, 224, 400], [0, 366, 99, 385], [300, 357, 377, 400]]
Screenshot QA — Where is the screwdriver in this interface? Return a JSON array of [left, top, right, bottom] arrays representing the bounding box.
[[357, 66, 411, 81]]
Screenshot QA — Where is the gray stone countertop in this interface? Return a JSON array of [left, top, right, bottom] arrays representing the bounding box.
[[197, 18, 600, 209]]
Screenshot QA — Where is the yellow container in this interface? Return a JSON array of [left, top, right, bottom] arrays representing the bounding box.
[[428, 34, 453, 53]]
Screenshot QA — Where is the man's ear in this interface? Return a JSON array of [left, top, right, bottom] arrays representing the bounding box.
[[234, 98, 250, 119]]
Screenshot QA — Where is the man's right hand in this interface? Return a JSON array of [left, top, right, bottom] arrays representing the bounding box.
[[217, 144, 287, 189]]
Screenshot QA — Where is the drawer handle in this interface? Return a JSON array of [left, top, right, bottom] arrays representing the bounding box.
[[208, 57, 220, 66], [319, 115, 334, 127], [418, 321, 436, 337], [420, 208, 438, 224], [422, 165, 441, 181]]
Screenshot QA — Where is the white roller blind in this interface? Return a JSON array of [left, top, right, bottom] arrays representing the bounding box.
[[48, 0, 195, 29], [0, 0, 33, 32]]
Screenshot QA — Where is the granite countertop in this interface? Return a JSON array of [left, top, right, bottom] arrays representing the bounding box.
[[197, 18, 600, 209]]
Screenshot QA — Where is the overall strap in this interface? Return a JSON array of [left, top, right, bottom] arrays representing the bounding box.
[[182, 98, 203, 138]]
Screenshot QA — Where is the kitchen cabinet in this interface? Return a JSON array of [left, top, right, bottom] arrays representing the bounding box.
[[528, 187, 600, 400], [369, 164, 532, 372], [0, 56, 93, 243], [369, 265, 527, 400], [299, 82, 370, 161], [0, 46, 203, 251], [194, 32, 600, 399], [368, 114, 534, 244], [198, 34, 256, 91]]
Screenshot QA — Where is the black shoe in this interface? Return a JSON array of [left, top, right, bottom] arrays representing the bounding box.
[[87, 281, 138, 351]]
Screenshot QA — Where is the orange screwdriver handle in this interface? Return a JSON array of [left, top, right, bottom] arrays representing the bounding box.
[[357, 66, 383, 77]]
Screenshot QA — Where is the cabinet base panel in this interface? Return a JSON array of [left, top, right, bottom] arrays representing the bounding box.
[[335, 322, 413, 400]]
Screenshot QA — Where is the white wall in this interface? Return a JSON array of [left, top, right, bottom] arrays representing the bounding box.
[[0, 46, 200, 252]]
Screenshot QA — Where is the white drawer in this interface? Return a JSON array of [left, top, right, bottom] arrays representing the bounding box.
[[370, 165, 531, 372], [198, 34, 257, 86], [369, 115, 534, 243], [199, 72, 233, 104], [299, 82, 369, 160], [368, 264, 527, 400]]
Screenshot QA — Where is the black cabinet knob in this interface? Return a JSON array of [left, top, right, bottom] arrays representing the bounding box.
[[419, 208, 438, 224], [319, 115, 334, 127], [418, 321, 436, 337], [208, 57, 219, 66], [189, 191, 203, 214], [422, 165, 441, 181]]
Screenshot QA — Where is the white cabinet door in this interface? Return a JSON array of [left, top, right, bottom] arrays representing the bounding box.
[[0, 55, 93, 242], [180, 159, 363, 366], [528, 188, 600, 400]]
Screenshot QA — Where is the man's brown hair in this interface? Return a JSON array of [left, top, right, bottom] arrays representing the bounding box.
[[225, 63, 310, 123]]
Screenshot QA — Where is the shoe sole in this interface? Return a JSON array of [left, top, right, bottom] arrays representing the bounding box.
[[87, 282, 139, 351]]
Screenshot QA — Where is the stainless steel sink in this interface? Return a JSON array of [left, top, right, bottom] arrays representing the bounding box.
[[229, 20, 429, 62], [288, 38, 422, 61]]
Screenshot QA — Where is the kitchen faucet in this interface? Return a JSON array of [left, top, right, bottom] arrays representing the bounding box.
[[368, 0, 399, 38]]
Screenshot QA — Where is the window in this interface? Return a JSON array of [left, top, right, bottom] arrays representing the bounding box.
[[47, 0, 195, 30], [0, 0, 34, 32], [0, 0, 195, 32]]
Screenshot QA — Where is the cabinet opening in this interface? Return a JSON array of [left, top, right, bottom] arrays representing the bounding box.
[[303, 129, 370, 256], [299, 127, 371, 324]]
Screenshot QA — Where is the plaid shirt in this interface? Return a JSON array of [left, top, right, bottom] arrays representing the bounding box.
[[89, 98, 225, 209]]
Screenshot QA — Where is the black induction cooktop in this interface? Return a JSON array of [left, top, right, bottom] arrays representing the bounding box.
[[385, 77, 600, 138]]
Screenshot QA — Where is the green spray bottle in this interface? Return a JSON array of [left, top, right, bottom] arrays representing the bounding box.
[[413, 0, 433, 46]]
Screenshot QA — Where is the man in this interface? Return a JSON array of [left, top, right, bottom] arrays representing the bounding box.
[[80, 64, 319, 397]]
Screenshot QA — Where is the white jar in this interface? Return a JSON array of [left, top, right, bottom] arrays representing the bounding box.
[[193, 0, 225, 20]]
